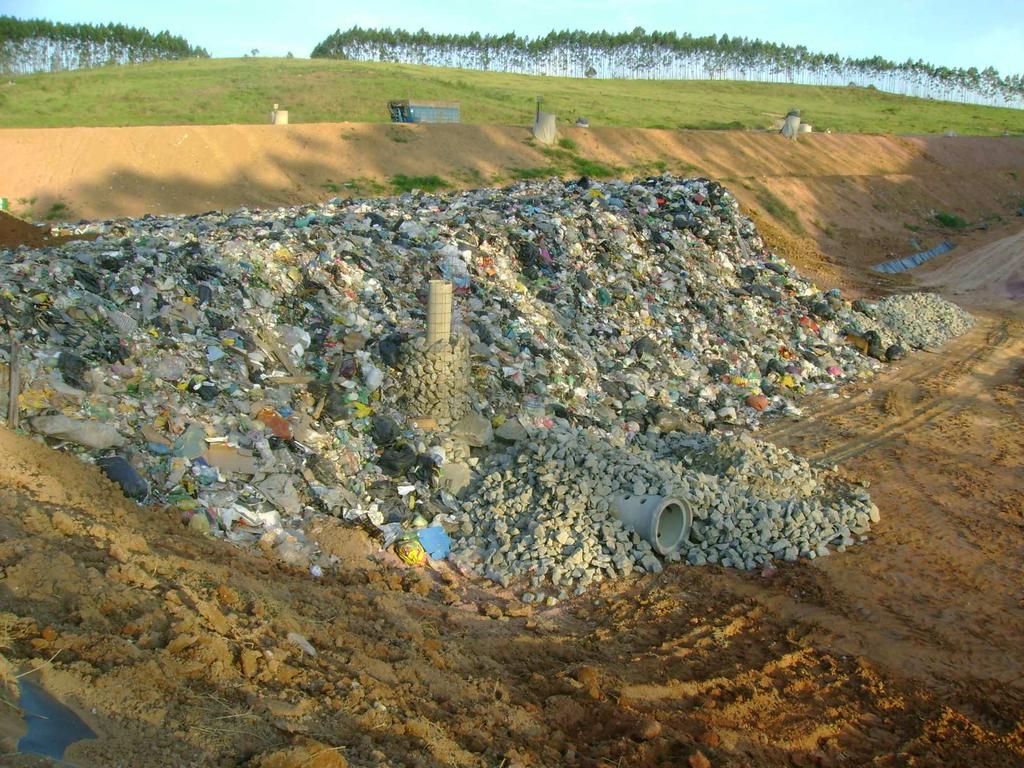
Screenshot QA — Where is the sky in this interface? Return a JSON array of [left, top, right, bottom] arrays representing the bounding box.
[[3, 0, 1023, 75]]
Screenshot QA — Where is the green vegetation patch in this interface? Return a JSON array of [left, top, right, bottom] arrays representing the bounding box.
[[568, 156, 618, 178], [43, 201, 70, 221], [933, 211, 968, 229], [2, 58, 1023, 135], [390, 174, 450, 193], [754, 186, 805, 235], [509, 167, 552, 180]]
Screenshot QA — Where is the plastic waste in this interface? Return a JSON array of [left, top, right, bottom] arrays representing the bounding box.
[[0, 172, 969, 583], [96, 456, 149, 499], [417, 526, 451, 559], [395, 539, 427, 565]]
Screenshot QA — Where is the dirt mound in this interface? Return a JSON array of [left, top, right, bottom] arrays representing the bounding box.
[[0, 211, 90, 249], [918, 228, 1024, 312], [0, 212, 53, 249]]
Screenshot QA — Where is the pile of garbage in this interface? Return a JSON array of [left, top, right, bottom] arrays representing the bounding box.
[[450, 425, 876, 602], [0, 174, 970, 580]]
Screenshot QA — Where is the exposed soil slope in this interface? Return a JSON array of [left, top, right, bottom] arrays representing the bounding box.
[[917, 228, 1024, 311], [2, 124, 1022, 275]]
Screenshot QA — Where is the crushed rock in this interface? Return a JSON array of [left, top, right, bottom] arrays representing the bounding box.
[[451, 423, 877, 598]]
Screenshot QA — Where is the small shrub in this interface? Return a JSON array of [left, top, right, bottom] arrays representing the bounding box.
[[641, 160, 669, 174], [557, 137, 578, 151], [509, 167, 551, 180], [43, 201, 69, 221], [540, 146, 575, 162], [570, 157, 618, 178], [455, 168, 486, 185], [390, 174, 449, 193], [933, 211, 968, 229], [344, 177, 387, 195]]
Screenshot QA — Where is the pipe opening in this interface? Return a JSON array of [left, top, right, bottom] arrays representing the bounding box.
[[655, 501, 688, 551]]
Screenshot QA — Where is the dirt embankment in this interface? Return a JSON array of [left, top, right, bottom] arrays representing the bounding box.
[[2, 123, 1022, 276], [1, 124, 1023, 766]]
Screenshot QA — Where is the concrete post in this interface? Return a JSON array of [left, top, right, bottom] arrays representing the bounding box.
[[426, 280, 453, 346]]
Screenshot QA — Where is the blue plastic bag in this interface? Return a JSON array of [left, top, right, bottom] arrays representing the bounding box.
[[416, 526, 451, 559]]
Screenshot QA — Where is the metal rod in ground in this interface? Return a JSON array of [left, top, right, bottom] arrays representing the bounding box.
[[7, 338, 19, 429], [426, 280, 453, 346]]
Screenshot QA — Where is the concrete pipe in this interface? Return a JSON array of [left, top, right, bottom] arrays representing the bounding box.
[[610, 495, 692, 556]]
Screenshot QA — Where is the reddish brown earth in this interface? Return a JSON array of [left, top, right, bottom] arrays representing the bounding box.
[[1, 124, 1022, 273], [0, 211, 88, 249], [1, 126, 1023, 767]]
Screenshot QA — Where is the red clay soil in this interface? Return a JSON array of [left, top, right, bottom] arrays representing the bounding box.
[[0, 212, 89, 248], [0, 212, 53, 248]]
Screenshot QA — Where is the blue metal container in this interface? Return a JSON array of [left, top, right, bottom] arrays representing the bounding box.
[[389, 100, 460, 123]]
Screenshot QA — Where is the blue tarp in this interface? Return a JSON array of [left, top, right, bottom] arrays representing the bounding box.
[[18, 678, 96, 761], [872, 241, 955, 274]]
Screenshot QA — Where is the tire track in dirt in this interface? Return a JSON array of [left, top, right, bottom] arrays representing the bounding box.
[[765, 319, 1015, 464], [813, 320, 1013, 465], [764, 320, 1003, 443], [752, 311, 1024, 707]]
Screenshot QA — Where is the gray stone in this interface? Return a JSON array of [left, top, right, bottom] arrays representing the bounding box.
[[442, 462, 472, 496], [453, 411, 494, 447], [495, 418, 529, 443], [654, 409, 696, 433]]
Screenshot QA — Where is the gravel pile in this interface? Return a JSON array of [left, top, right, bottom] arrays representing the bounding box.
[[450, 423, 877, 600], [660, 432, 878, 566], [873, 292, 975, 349]]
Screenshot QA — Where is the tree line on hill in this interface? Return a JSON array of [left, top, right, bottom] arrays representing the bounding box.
[[0, 16, 209, 74], [311, 27, 1024, 109]]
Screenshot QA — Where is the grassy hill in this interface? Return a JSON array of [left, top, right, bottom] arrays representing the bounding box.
[[2, 57, 1023, 134]]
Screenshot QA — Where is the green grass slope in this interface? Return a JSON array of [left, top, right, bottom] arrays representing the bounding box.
[[2, 57, 1023, 134]]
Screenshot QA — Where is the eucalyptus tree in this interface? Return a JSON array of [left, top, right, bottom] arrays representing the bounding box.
[[0, 15, 208, 74], [311, 26, 1023, 108]]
